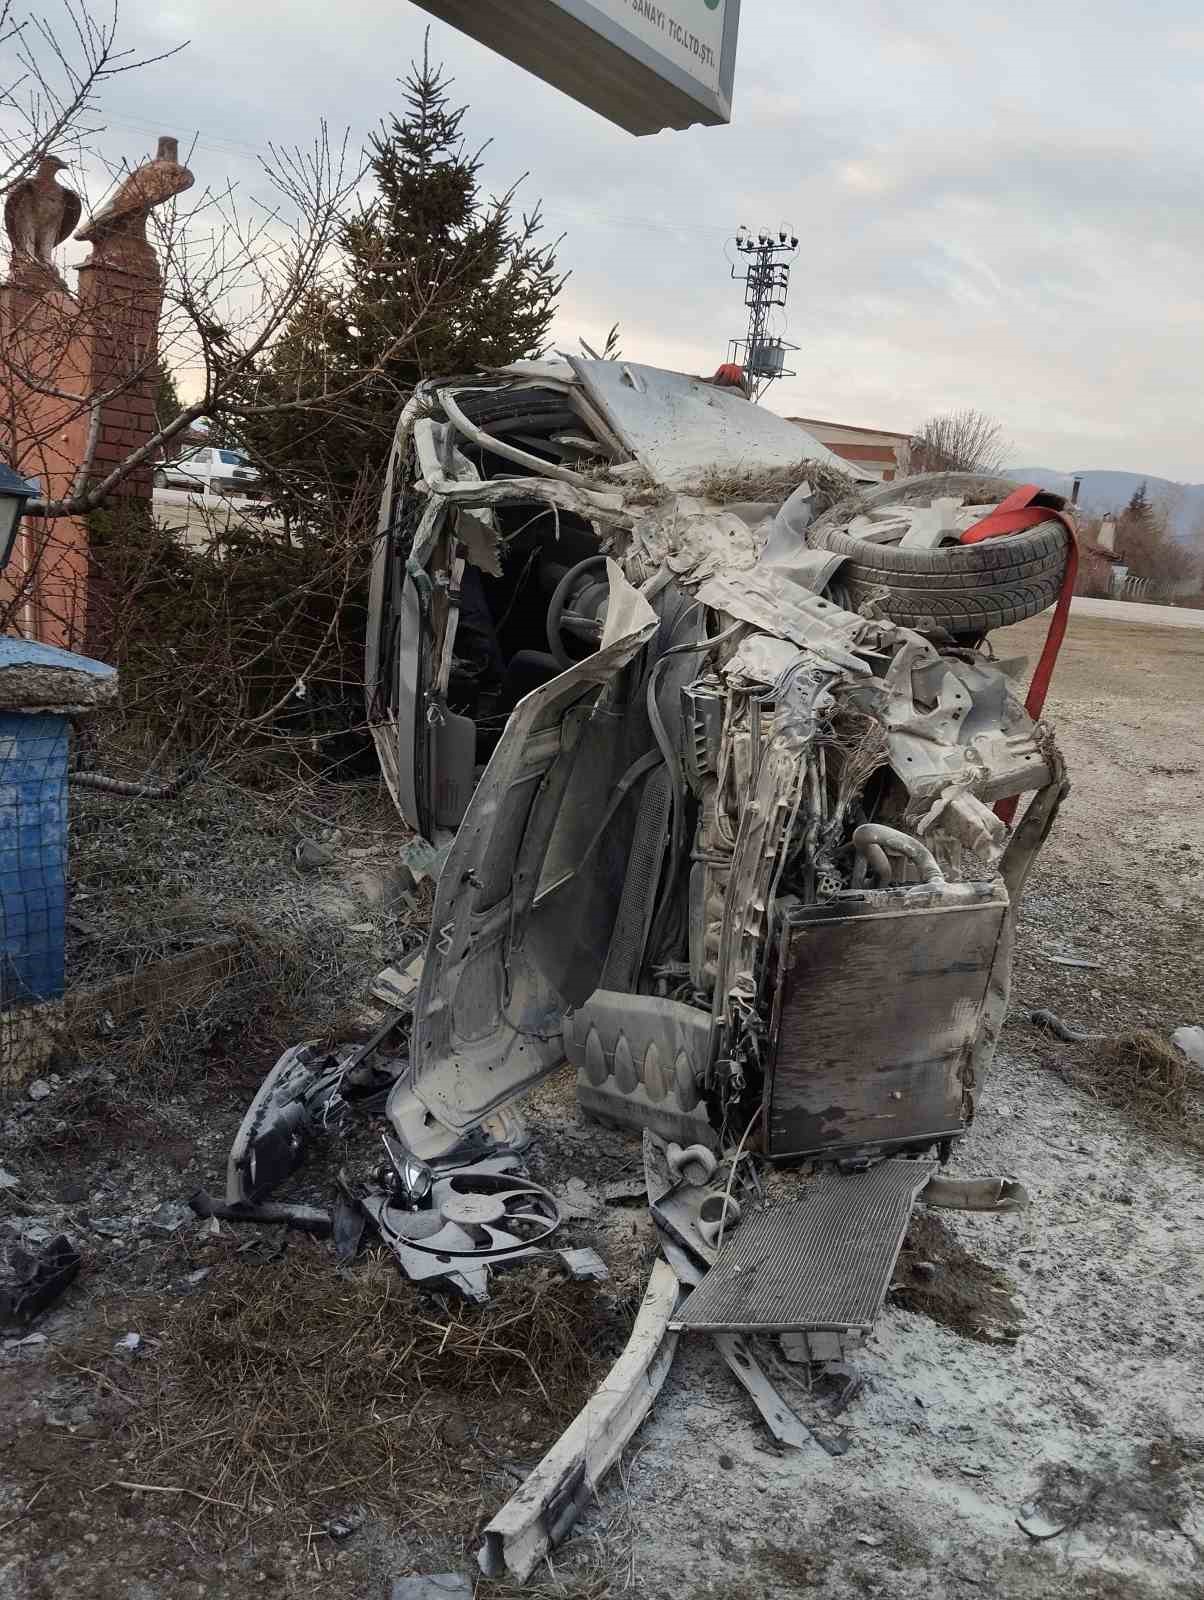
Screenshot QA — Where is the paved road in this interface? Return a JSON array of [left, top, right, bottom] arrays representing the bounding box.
[[152, 487, 279, 546], [1069, 596, 1204, 629]]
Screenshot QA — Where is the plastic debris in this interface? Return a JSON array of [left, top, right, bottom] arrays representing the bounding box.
[[388, 1577, 472, 1600], [1172, 1025, 1204, 1070], [0, 1234, 81, 1324]]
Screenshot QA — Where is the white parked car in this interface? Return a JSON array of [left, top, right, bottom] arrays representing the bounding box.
[[153, 445, 260, 497]]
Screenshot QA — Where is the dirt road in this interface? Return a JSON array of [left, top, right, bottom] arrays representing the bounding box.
[[1068, 597, 1204, 630]]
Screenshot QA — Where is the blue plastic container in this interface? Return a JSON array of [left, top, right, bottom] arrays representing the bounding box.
[[0, 636, 115, 1020], [0, 711, 70, 1007]]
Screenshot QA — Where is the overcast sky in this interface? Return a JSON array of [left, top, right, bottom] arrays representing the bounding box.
[[70, 0, 1204, 480]]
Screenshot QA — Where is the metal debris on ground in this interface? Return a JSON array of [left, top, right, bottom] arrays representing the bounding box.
[[188, 1190, 333, 1237], [556, 1247, 609, 1282], [478, 1259, 680, 1581], [670, 1161, 934, 1341], [923, 1174, 1030, 1213]]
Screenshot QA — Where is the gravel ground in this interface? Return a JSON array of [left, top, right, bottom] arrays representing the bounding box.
[[557, 608, 1204, 1599], [1, 608, 1201, 1600]]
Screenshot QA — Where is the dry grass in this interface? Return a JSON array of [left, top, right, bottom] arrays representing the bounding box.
[[478, 1573, 617, 1600], [1055, 1029, 1204, 1156], [697, 457, 859, 517], [117, 1243, 605, 1538], [64, 910, 347, 1082], [586, 457, 861, 521], [34, 764, 411, 1128]]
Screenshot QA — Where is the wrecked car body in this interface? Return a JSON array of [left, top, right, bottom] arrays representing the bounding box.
[[362, 359, 1072, 1173], [213, 359, 1074, 1581]]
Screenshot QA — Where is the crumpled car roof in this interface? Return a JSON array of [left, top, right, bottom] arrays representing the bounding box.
[[492, 356, 853, 489]]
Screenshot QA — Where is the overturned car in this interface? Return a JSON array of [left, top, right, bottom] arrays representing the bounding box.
[[360, 359, 1073, 1169]]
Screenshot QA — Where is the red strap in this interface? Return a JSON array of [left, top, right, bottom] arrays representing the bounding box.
[[959, 485, 1078, 824]]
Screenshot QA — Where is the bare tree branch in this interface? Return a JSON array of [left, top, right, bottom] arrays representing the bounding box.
[[910, 409, 1010, 476], [0, 0, 183, 194]]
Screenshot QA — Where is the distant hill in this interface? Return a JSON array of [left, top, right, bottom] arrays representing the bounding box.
[[1010, 468, 1204, 540]]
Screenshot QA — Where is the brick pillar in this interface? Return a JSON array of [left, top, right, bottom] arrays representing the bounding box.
[[0, 276, 93, 648], [76, 248, 162, 509]]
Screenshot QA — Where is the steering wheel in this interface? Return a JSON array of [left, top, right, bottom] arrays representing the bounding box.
[[545, 554, 610, 670]]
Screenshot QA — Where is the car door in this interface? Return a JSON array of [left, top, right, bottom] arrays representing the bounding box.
[[178, 447, 209, 491], [366, 439, 439, 834], [385, 561, 660, 1160]]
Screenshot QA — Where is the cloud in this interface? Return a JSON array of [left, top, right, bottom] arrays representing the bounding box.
[[71, 0, 1204, 479]]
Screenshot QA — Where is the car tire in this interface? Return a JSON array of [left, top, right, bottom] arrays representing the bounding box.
[[153, 470, 167, 488], [451, 386, 578, 436], [807, 472, 1071, 632]]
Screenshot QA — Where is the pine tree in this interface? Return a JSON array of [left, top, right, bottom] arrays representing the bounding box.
[[241, 40, 565, 514], [1124, 481, 1151, 525], [154, 357, 183, 431]]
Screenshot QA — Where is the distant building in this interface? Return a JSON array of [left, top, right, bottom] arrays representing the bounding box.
[[789, 417, 912, 482], [1076, 517, 1127, 597]]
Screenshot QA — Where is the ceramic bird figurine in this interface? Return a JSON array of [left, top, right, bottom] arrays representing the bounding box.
[[3, 155, 82, 284], [75, 136, 194, 269]]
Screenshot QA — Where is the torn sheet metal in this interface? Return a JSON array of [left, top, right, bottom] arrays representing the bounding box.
[[694, 569, 881, 673], [671, 1161, 934, 1334], [626, 496, 764, 585], [413, 417, 632, 526], [756, 483, 849, 593], [454, 509, 503, 577], [720, 633, 807, 686], [386, 563, 658, 1162], [871, 637, 1052, 805], [479, 1259, 680, 1581]]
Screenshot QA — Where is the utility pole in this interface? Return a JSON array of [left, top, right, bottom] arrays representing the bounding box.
[[727, 226, 799, 400]]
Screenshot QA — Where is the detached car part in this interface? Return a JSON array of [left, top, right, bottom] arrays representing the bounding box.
[[670, 1160, 935, 1337], [226, 1014, 408, 1205], [0, 1234, 81, 1325], [359, 1157, 561, 1304], [479, 1258, 680, 1581]]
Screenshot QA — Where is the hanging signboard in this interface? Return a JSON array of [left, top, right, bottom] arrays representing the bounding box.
[[408, 0, 740, 135]]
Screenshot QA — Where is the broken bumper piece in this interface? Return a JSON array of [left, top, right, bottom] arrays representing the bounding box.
[[479, 1258, 680, 1581]]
